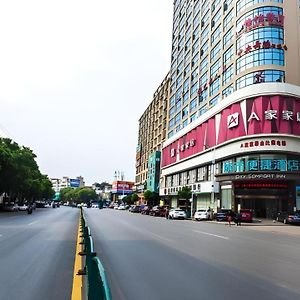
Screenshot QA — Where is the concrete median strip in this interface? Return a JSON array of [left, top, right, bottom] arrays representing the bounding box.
[[71, 215, 83, 300]]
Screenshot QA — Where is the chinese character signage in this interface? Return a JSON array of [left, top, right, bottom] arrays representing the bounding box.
[[222, 159, 300, 174], [161, 95, 300, 168]]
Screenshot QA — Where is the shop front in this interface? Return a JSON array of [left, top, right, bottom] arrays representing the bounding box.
[[218, 171, 300, 219]]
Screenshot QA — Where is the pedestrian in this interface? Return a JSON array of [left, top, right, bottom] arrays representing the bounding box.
[[165, 207, 169, 219], [235, 212, 242, 226], [227, 210, 233, 227]]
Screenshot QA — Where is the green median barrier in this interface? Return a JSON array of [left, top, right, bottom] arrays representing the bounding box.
[[81, 209, 111, 299], [87, 256, 112, 300]]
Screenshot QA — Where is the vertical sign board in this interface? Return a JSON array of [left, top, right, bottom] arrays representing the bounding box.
[[296, 186, 300, 210]]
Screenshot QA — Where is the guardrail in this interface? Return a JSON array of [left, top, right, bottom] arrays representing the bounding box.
[[80, 208, 112, 300]]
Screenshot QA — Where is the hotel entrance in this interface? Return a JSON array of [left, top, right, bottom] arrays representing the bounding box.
[[234, 182, 290, 218]]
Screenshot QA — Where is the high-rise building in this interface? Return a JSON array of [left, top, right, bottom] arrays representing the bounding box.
[[135, 73, 170, 198], [160, 0, 300, 218]]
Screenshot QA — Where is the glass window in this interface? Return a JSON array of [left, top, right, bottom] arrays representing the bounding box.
[[199, 89, 208, 103], [190, 98, 197, 112], [236, 48, 284, 74], [210, 59, 220, 78], [199, 105, 207, 117], [211, 26, 221, 46], [201, 26, 209, 41], [211, 9, 221, 28], [211, 42, 221, 62], [182, 119, 188, 128], [182, 105, 189, 118], [223, 9, 233, 31], [190, 82, 199, 96], [190, 112, 197, 122], [223, 65, 233, 85], [201, 40, 209, 58], [236, 6, 283, 35], [192, 38, 200, 54], [191, 69, 198, 84], [169, 117, 175, 129], [192, 52, 199, 67], [200, 72, 208, 86], [183, 91, 189, 103], [236, 70, 285, 89], [193, 27, 199, 40], [222, 85, 234, 98], [237, 27, 284, 51], [237, 0, 283, 14], [169, 106, 176, 118], [200, 56, 208, 73], [210, 77, 220, 96], [209, 95, 220, 107], [169, 95, 175, 106], [223, 28, 233, 49], [223, 46, 233, 66], [193, 11, 200, 28], [175, 112, 181, 125]]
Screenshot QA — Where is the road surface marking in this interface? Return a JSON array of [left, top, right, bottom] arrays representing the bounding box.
[[148, 231, 172, 243], [193, 230, 229, 240], [71, 213, 83, 300], [28, 221, 38, 226]]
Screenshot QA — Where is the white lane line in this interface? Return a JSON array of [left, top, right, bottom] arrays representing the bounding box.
[[28, 221, 38, 226], [193, 230, 229, 240], [148, 231, 172, 243]]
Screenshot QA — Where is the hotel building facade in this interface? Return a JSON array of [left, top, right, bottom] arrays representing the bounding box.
[[160, 0, 300, 218]]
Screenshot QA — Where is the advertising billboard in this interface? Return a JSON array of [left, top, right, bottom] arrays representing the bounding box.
[[111, 181, 134, 194], [70, 179, 80, 188]]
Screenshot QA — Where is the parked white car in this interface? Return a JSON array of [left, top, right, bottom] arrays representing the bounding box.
[[194, 209, 212, 221], [168, 208, 186, 219], [18, 204, 28, 211], [118, 204, 126, 210]]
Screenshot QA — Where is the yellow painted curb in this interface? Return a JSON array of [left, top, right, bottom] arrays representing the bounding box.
[[71, 215, 83, 300]]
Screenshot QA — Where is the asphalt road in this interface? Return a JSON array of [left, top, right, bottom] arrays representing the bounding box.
[[0, 206, 79, 300], [85, 208, 300, 300]]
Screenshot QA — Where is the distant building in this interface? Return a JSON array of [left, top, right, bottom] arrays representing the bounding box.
[[111, 181, 134, 201], [51, 176, 85, 192], [135, 73, 170, 198]]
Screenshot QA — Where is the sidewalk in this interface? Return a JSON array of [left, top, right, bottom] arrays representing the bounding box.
[[207, 218, 290, 226]]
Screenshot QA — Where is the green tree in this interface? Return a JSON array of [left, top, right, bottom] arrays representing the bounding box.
[[131, 193, 139, 204], [122, 194, 132, 205], [177, 186, 192, 216], [77, 188, 97, 204], [0, 138, 54, 203], [143, 190, 159, 206]]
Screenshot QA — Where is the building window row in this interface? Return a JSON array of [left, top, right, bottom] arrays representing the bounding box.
[[236, 6, 283, 34], [237, 27, 284, 50], [237, 0, 283, 14], [236, 69, 285, 89], [236, 48, 284, 74]]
